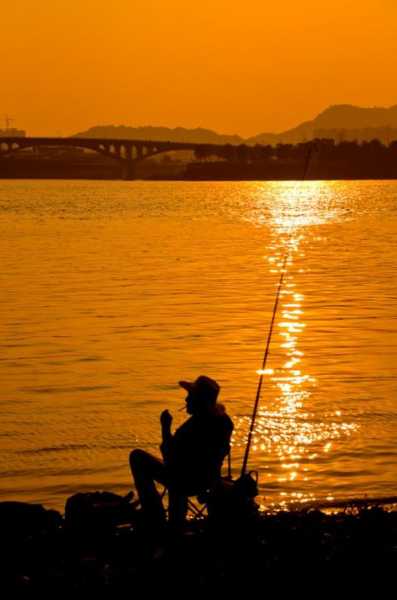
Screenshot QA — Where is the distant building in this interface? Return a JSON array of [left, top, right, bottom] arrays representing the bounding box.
[[0, 128, 26, 137]]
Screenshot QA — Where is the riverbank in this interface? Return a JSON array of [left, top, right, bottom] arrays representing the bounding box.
[[2, 154, 397, 180], [2, 497, 396, 592]]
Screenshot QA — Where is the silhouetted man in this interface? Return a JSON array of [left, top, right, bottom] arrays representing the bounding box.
[[129, 375, 233, 530]]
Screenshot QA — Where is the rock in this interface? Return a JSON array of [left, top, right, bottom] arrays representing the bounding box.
[[0, 501, 62, 540]]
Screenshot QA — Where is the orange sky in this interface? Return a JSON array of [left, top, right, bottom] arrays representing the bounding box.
[[3, 1, 397, 136]]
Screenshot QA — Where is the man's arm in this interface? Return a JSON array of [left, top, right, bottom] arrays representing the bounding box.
[[160, 409, 173, 461]]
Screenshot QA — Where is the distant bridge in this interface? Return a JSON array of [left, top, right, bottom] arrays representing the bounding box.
[[0, 136, 272, 179]]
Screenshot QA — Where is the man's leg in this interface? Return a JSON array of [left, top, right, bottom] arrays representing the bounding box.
[[129, 449, 167, 528]]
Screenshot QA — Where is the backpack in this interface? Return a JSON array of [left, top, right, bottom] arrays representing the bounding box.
[[64, 491, 138, 533]]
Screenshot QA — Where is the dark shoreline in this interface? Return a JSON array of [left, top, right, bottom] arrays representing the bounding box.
[[2, 155, 397, 181], [2, 174, 397, 182], [2, 496, 397, 591]]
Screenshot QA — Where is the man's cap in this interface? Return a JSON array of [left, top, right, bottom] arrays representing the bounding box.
[[179, 375, 220, 400]]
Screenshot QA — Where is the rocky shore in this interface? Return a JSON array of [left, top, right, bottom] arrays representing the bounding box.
[[1, 493, 396, 593]]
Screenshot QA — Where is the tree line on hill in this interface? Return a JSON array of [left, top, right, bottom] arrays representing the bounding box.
[[186, 139, 397, 180]]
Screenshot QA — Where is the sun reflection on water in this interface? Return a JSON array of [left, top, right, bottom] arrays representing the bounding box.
[[235, 182, 359, 509]]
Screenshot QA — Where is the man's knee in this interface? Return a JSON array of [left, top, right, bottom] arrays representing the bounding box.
[[129, 448, 146, 469]]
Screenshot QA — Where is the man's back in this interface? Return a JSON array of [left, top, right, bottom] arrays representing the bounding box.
[[164, 407, 233, 493]]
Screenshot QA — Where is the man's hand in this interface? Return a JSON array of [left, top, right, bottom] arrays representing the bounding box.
[[160, 409, 173, 430]]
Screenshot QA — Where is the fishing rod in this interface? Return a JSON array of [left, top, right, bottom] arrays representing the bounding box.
[[240, 255, 288, 476], [240, 142, 316, 477]]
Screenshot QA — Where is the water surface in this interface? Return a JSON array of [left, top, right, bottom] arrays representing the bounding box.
[[0, 179, 396, 510]]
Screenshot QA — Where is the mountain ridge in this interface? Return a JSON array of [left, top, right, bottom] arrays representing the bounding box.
[[75, 104, 397, 145]]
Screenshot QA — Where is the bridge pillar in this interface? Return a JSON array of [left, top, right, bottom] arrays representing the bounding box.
[[125, 145, 132, 161]]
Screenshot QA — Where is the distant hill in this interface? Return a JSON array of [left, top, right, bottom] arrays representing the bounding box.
[[248, 104, 397, 145], [74, 125, 243, 145], [74, 104, 397, 146]]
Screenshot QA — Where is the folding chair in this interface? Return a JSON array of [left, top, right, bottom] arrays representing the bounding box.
[[160, 450, 232, 521]]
